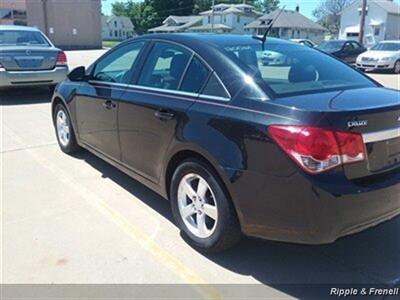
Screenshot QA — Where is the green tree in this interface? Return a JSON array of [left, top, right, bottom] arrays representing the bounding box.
[[111, 0, 158, 34], [256, 0, 280, 13], [313, 0, 352, 35]]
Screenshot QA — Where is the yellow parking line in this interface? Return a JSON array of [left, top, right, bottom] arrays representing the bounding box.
[[3, 125, 221, 300]]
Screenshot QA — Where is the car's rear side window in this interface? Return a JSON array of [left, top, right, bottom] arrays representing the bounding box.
[[180, 56, 210, 94], [138, 42, 191, 91], [201, 73, 230, 100]]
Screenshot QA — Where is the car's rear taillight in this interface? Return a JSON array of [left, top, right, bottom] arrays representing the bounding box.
[[56, 51, 67, 66], [268, 125, 366, 174]]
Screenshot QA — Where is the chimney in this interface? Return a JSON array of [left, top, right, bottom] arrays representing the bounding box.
[[295, 4, 300, 12]]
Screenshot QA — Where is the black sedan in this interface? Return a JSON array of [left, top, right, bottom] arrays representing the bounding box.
[[317, 40, 367, 64], [52, 34, 400, 252]]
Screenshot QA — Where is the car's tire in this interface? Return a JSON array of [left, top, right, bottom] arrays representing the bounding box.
[[170, 158, 241, 253], [53, 103, 81, 154], [393, 60, 400, 74]]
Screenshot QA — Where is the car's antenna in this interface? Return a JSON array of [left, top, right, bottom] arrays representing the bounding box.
[[253, 6, 286, 50]]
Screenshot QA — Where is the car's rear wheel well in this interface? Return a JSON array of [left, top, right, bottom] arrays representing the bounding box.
[[166, 150, 226, 200]]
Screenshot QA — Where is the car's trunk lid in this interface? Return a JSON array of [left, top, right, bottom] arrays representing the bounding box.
[[0, 47, 58, 71], [271, 87, 400, 179]]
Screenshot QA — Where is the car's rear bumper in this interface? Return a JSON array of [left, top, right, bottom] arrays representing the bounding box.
[[0, 66, 68, 87], [228, 167, 400, 244]]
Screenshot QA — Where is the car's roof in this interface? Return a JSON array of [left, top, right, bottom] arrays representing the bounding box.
[[138, 33, 292, 47], [0, 25, 41, 32]]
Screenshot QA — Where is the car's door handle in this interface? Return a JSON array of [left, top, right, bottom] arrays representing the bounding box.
[[154, 109, 174, 121], [103, 100, 116, 110]]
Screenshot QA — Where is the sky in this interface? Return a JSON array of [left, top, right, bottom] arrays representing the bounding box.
[[101, 0, 400, 20]]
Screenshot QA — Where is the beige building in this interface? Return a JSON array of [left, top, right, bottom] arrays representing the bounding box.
[[0, 0, 102, 49]]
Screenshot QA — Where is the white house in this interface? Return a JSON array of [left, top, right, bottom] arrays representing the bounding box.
[[339, 0, 400, 46], [148, 16, 203, 33], [190, 3, 262, 33], [102, 16, 136, 41], [245, 8, 327, 43]]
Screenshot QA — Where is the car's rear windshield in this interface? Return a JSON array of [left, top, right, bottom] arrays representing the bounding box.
[[371, 42, 400, 51], [0, 30, 50, 46], [220, 42, 375, 98], [316, 41, 344, 52]]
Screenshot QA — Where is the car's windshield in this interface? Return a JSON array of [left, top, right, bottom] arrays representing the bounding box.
[[220, 42, 375, 98], [317, 41, 344, 52], [371, 42, 400, 51], [0, 30, 50, 46]]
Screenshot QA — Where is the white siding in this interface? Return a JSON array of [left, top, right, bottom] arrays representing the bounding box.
[[339, 0, 391, 46], [386, 13, 400, 40]]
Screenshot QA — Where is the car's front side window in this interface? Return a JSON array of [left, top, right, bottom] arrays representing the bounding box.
[[92, 42, 144, 84], [137, 42, 191, 91]]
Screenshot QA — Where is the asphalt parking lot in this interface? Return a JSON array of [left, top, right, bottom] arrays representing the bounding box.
[[1, 50, 400, 299]]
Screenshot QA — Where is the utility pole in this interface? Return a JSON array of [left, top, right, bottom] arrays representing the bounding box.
[[359, 0, 367, 44], [211, 0, 215, 33], [41, 0, 49, 36]]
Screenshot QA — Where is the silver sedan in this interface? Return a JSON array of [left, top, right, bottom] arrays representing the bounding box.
[[0, 25, 68, 89]]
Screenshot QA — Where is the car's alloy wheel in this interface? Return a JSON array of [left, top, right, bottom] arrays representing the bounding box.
[[170, 159, 241, 253], [177, 173, 218, 239], [394, 60, 400, 74], [54, 104, 80, 154], [56, 109, 71, 147]]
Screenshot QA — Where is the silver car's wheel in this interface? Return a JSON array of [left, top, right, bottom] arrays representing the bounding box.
[[394, 60, 400, 74], [56, 109, 71, 147], [177, 173, 218, 239]]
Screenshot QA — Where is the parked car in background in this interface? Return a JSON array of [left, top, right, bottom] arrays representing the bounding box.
[[0, 25, 68, 89], [356, 41, 400, 74], [291, 39, 316, 48], [317, 40, 367, 64], [52, 34, 400, 253], [261, 50, 287, 65]]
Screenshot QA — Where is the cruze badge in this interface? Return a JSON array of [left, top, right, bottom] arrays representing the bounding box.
[[348, 120, 368, 127]]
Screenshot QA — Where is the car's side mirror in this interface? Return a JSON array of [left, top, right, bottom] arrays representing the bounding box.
[[68, 66, 87, 82]]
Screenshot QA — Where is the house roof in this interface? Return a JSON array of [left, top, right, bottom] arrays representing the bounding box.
[[163, 15, 203, 24], [190, 23, 233, 31], [102, 16, 135, 29], [148, 16, 202, 32], [245, 9, 327, 31], [369, 0, 400, 15], [200, 4, 262, 16]]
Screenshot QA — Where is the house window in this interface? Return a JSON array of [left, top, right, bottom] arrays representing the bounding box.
[[374, 27, 380, 36], [208, 16, 211, 23], [0, 9, 12, 19], [110, 30, 113, 37], [237, 15, 241, 23], [223, 15, 226, 23], [347, 32, 359, 37], [114, 21, 118, 27], [115, 30, 118, 37]]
